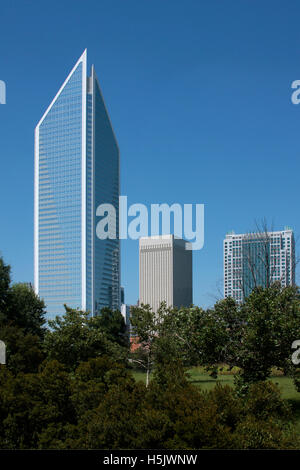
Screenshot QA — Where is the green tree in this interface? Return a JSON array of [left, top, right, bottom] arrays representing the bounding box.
[[0, 358, 298, 450], [181, 285, 300, 392], [0, 257, 46, 374], [130, 303, 184, 386], [6, 283, 46, 338], [172, 298, 242, 371], [130, 303, 158, 386], [0, 360, 75, 449], [0, 257, 10, 319], [91, 307, 128, 348], [0, 324, 44, 374], [70, 356, 133, 415], [236, 284, 300, 391], [0, 257, 46, 338], [44, 306, 127, 371]]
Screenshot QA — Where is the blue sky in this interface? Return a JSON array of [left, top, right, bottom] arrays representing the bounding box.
[[1, 0, 300, 308]]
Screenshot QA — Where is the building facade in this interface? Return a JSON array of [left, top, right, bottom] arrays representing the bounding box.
[[139, 235, 193, 311], [34, 50, 120, 319], [224, 228, 295, 303], [121, 303, 131, 327]]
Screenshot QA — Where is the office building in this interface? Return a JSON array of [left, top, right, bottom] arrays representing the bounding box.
[[121, 304, 131, 327], [224, 228, 295, 303], [120, 286, 130, 328], [34, 50, 120, 319], [139, 235, 193, 311]]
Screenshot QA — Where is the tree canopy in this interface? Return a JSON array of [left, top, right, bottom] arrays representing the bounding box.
[[0, 254, 299, 449], [44, 306, 128, 371]]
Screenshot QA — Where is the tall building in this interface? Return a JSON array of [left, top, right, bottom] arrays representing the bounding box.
[[139, 235, 193, 311], [224, 228, 295, 303], [120, 286, 130, 328], [121, 303, 131, 327], [34, 50, 120, 319]]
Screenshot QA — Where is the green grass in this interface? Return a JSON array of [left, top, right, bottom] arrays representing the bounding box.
[[132, 367, 300, 433]]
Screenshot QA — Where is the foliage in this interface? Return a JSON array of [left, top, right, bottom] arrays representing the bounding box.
[[235, 285, 300, 391], [0, 257, 46, 375], [0, 324, 44, 374], [172, 298, 242, 367], [44, 306, 128, 371], [0, 254, 299, 449], [0, 360, 75, 449], [0, 257, 46, 337], [173, 285, 300, 393], [92, 307, 128, 347], [6, 283, 46, 339], [0, 257, 10, 319], [0, 355, 298, 449], [130, 302, 184, 385]]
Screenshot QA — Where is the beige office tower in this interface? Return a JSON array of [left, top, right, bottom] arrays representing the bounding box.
[[139, 235, 193, 311]]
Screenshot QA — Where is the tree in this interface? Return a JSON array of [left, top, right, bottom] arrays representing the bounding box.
[[6, 283, 46, 338], [44, 306, 127, 371], [0, 355, 298, 449], [0, 324, 44, 374], [0, 258, 46, 374], [237, 284, 300, 391], [91, 307, 128, 348], [0, 256, 46, 339], [182, 284, 300, 393], [70, 356, 133, 415], [72, 374, 298, 450], [130, 303, 185, 386], [0, 257, 10, 319], [129, 304, 156, 387], [0, 360, 75, 449], [171, 299, 241, 370]]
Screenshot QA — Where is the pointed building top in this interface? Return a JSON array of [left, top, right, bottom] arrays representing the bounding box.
[[36, 50, 87, 129]]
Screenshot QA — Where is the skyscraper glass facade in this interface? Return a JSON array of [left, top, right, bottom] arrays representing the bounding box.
[[224, 229, 295, 303], [34, 50, 120, 320]]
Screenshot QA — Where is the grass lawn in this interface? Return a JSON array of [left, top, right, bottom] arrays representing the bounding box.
[[132, 367, 300, 433]]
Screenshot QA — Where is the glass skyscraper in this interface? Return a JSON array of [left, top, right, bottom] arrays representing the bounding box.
[[224, 228, 295, 303], [34, 50, 120, 319]]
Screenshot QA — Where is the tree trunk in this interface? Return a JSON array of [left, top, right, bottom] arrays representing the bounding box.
[[146, 354, 150, 387]]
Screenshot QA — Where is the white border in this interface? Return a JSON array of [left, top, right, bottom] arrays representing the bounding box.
[[91, 65, 95, 315], [34, 126, 39, 293], [81, 51, 87, 311]]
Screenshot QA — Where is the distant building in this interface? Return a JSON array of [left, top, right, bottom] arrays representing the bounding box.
[[120, 287, 125, 305], [139, 235, 193, 311], [120, 286, 130, 327], [121, 303, 130, 327], [224, 228, 295, 303]]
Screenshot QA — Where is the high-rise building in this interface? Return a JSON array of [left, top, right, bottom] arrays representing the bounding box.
[[120, 286, 130, 328], [139, 235, 193, 311], [121, 304, 131, 328], [224, 228, 295, 303], [34, 50, 120, 319]]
